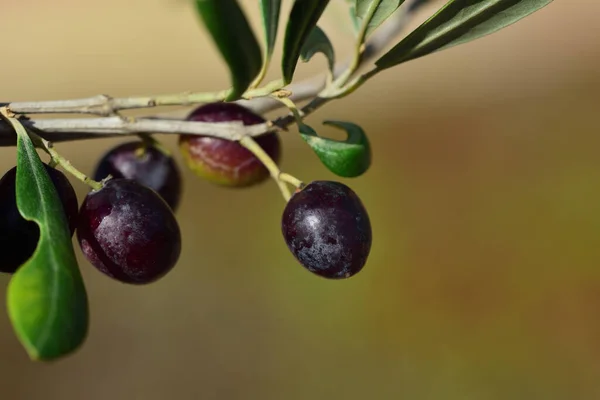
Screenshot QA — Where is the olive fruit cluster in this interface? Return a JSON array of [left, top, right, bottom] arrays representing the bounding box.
[[0, 102, 372, 281]]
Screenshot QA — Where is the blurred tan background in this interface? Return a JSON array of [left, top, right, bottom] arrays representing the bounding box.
[[1, 0, 599, 399]]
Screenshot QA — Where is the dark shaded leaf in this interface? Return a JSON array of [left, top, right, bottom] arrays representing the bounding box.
[[259, 0, 282, 66], [300, 26, 336, 74], [195, 0, 263, 100], [376, 0, 554, 70], [282, 0, 331, 84]]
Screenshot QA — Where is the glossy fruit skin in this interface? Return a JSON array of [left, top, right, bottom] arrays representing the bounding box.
[[0, 165, 79, 274], [179, 102, 281, 187], [77, 179, 181, 284], [93, 141, 182, 211], [281, 181, 372, 279]]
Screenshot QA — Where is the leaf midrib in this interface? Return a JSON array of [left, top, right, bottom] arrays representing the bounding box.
[[376, 0, 543, 68], [18, 134, 62, 354], [409, 0, 507, 55]]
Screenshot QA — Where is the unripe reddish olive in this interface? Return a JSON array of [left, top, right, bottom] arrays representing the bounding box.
[[178, 102, 281, 187]]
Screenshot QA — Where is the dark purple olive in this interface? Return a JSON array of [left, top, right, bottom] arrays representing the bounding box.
[[77, 179, 181, 284], [93, 141, 182, 211], [281, 181, 372, 279]]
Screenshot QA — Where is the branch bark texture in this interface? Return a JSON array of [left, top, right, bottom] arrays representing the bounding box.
[[0, 0, 423, 146]]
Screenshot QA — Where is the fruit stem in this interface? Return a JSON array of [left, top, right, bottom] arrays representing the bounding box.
[[239, 135, 300, 202], [26, 129, 103, 191], [279, 173, 304, 189], [269, 96, 303, 126]]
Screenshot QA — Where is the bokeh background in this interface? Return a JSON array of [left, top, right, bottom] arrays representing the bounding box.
[[1, 0, 599, 399]]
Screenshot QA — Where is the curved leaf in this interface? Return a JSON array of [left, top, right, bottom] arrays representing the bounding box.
[[282, 0, 331, 84], [194, 0, 263, 100], [356, 0, 404, 38], [259, 0, 282, 65], [6, 119, 88, 361], [376, 0, 554, 70], [300, 26, 336, 74], [300, 121, 371, 178]]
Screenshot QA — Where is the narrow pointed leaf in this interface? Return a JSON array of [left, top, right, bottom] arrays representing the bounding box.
[[300, 121, 371, 178], [346, 0, 361, 35], [300, 26, 336, 74], [194, 0, 263, 100], [6, 119, 88, 361], [282, 0, 331, 84], [356, 0, 404, 38], [376, 0, 554, 70], [259, 0, 282, 65]]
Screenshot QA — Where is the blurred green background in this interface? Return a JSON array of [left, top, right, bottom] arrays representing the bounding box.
[[1, 1, 599, 399]]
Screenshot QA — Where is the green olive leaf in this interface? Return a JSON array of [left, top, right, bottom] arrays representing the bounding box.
[[5, 118, 88, 361], [356, 0, 405, 38], [375, 0, 554, 70], [299, 26, 336, 75], [259, 0, 282, 67], [345, 0, 361, 35], [194, 0, 263, 100], [300, 121, 371, 178], [282, 0, 331, 84]]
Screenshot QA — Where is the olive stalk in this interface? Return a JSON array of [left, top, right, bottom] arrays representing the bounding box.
[[238, 135, 303, 202]]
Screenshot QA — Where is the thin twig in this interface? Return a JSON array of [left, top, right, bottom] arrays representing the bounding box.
[[0, 117, 273, 143], [5, 80, 283, 116], [0, 1, 422, 147], [32, 132, 104, 191], [238, 136, 293, 202], [241, 0, 421, 115], [279, 172, 304, 189]]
